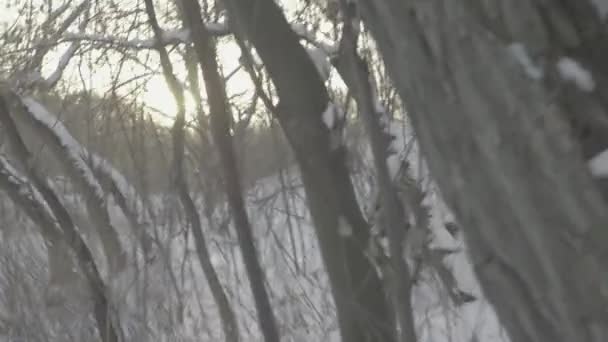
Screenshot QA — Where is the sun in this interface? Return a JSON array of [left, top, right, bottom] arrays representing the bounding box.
[[142, 76, 194, 125], [142, 39, 255, 126]]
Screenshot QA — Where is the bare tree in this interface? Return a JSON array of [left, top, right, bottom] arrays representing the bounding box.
[[179, 0, 281, 341], [223, 0, 396, 340], [142, 1, 240, 341]]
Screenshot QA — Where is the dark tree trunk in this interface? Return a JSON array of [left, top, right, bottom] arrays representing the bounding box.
[[332, 6, 416, 341], [223, 0, 396, 340], [356, 1, 608, 341], [180, 1, 280, 340]]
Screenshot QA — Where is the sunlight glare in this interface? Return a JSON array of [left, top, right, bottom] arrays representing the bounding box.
[[143, 76, 196, 125], [143, 39, 255, 126]]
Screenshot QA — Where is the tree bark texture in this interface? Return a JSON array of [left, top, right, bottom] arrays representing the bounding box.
[[357, 1, 608, 341], [332, 8, 416, 341], [224, 0, 396, 341], [142, 1, 241, 341], [180, 0, 281, 341]]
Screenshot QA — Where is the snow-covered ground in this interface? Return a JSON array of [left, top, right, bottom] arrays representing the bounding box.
[[0, 113, 506, 341]]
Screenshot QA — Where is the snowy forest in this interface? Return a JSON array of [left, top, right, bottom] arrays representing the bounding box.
[[1, 0, 608, 341]]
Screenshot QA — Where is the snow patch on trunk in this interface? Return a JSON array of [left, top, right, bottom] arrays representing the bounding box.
[[507, 43, 543, 80], [90, 155, 136, 201], [589, 149, 608, 177], [21, 96, 106, 200], [322, 102, 336, 129], [556, 57, 595, 92], [337, 216, 352, 237]]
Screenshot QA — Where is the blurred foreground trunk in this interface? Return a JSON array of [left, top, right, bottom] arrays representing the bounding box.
[[357, 1, 608, 341]]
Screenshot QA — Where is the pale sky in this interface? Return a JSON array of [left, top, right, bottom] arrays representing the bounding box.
[[141, 39, 254, 123], [142, 0, 300, 121], [0, 0, 259, 125]]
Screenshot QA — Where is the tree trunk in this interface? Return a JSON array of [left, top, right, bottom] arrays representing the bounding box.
[[357, 1, 608, 341], [142, 2, 240, 341], [332, 7, 416, 341], [224, 0, 396, 340], [179, 0, 280, 341]]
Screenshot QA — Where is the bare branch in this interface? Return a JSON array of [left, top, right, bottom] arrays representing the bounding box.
[[13, 95, 126, 274], [0, 90, 119, 342], [62, 21, 228, 50], [143, 1, 240, 341], [29, 0, 90, 70]]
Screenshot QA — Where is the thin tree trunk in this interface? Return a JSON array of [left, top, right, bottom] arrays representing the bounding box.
[[179, 1, 280, 340], [357, 1, 608, 341], [223, 0, 396, 340], [142, 1, 240, 341], [332, 6, 415, 341]]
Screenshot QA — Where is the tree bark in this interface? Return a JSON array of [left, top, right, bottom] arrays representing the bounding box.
[[179, 1, 281, 341], [142, 1, 240, 341], [356, 1, 608, 341], [223, 0, 396, 340], [332, 7, 416, 341]]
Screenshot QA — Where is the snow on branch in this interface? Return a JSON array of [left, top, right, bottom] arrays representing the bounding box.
[[89, 155, 137, 205], [507, 43, 543, 80], [18, 95, 126, 272], [30, 1, 90, 68], [63, 22, 228, 49], [0, 154, 58, 229], [43, 43, 80, 89], [20, 96, 106, 201], [88, 154, 150, 223], [63, 30, 188, 49]]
